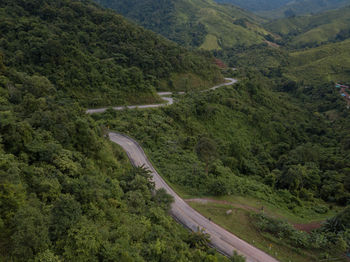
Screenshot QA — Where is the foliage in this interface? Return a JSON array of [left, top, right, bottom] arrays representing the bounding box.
[[217, 0, 350, 19], [196, 137, 218, 175], [0, 0, 222, 107], [267, 6, 350, 48], [0, 56, 228, 261], [258, 0, 350, 18], [252, 211, 350, 257], [95, 0, 270, 50], [215, 0, 290, 12], [94, 74, 350, 210], [286, 38, 350, 84], [230, 251, 246, 262]]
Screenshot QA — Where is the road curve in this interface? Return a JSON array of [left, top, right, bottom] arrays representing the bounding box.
[[88, 78, 278, 261], [86, 78, 237, 114], [109, 132, 279, 262]]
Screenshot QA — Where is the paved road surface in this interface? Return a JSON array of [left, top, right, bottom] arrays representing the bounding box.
[[86, 78, 237, 114], [109, 132, 279, 262]]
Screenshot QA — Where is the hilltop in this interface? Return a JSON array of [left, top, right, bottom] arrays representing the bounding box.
[[94, 0, 271, 50], [0, 0, 222, 107]]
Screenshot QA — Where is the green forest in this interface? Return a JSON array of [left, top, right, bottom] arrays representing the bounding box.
[[0, 0, 222, 107], [95, 0, 270, 50], [0, 34, 233, 262], [1, 0, 350, 261], [93, 71, 350, 260]]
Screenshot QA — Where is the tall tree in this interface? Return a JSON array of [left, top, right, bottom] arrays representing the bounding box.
[[195, 137, 217, 175]]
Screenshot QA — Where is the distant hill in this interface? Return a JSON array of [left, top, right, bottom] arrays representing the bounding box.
[[259, 0, 350, 18], [0, 0, 222, 107], [215, 0, 350, 18], [267, 6, 350, 48], [94, 0, 271, 50], [286, 38, 350, 84], [215, 0, 290, 12]]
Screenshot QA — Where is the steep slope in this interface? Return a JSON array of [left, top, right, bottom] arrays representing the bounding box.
[[0, 53, 230, 262], [0, 0, 222, 107], [94, 74, 350, 261], [95, 0, 271, 50], [267, 6, 350, 48], [216, 0, 350, 18]]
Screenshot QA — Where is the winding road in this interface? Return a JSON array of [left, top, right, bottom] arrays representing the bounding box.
[[88, 79, 279, 262], [86, 78, 237, 114]]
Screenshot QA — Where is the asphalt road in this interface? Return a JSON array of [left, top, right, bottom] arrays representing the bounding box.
[[109, 132, 279, 262], [86, 78, 237, 114]]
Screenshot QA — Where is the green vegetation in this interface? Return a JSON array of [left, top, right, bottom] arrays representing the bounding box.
[[190, 202, 321, 262], [189, 201, 348, 262], [216, 0, 350, 18], [259, 0, 350, 19], [94, 0, 350, 86], [2, 0, 350, 261], [0, 37, 231, 262], [287, 39, 350, 84], [214, 44, 288, 73], [215, 0, 290, 12], [267, 6, 350, 48], [95, 0, 270, 50], [94, 72, 350, 260], [0, 0, 242, 261], [216, 39, 350, 85], [0, 0, 222, 107]]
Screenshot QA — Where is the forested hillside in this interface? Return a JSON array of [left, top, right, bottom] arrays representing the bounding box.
[[216, 0, 350, 18], [0, 54, 231, 262], [95, 0, 270, 50], [0, 0, 222, 107], [215, 0, 290, 12], [94, 72, 350, 261], [286, 38, 350, 84], [1, 0, 350, 261], [215, 40, 350, 85], [267, 5, 350, 48], [0, 0, 237, 261], [258, 0, 350, 18]]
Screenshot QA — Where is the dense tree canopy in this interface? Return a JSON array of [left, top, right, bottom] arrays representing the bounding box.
[[0, 48, 227, 262], [0, 0, 222, 107]]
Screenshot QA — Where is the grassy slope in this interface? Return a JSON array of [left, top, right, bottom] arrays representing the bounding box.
[[189, 202, 346, 262], [215, 0, 290, 12], [259, 0, 350, 18], [174, 0, 269, 49], [266, 6, 350, 47], [95, 0, 270, 50], [215, 0, 350, 18], [286, 39, 350, 84]]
